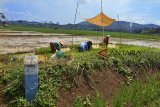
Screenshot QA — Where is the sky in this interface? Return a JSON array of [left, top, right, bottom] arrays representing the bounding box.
[[0, 0, 160, 25]]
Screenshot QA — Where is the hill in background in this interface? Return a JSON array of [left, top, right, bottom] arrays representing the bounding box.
[[5, 20, 160, 33]]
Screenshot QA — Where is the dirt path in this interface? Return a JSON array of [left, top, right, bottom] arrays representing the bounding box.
[[0, 30, 159, 54]]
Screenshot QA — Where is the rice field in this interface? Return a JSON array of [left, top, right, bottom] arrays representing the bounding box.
[[0, 26, 160, 107], [1, 25, 160, 40], [0, 29, 160, 54]]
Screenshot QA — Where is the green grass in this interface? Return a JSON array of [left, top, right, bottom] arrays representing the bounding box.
[[35, 44, 101, 58], [35, 47, 52, 58], [111, 44, 160, 53], [35, 44, 160, 57], [65, 48, 101, 58], [113, 74, 160, 107], [72, 93, 107, 107], [0, 25, 160, 40], [1, 44, 160, 107]]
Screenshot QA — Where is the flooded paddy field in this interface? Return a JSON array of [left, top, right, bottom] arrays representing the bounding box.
[[0, 30, 98, 54], [0, 30, 160, 54]]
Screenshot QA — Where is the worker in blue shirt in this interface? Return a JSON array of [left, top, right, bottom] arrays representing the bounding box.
[[78, 41, 92, 52]]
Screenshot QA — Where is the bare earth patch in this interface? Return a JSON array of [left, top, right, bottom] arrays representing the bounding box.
[[58, 69, 124, 107]]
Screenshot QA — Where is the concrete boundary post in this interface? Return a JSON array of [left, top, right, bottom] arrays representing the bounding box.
[[24, 55, 38, 102]]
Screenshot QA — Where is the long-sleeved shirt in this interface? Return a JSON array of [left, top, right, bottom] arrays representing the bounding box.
[[79, 42, 88, 50]]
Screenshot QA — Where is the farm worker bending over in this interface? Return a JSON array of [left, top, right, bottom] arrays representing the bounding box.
[[51, 50, 64, 59], [55, 50, 64, 58], [78, 41, 92, 52], [50, 41, 64, 59], [103, 35, 110, 46], [50, 42, 63, 53]]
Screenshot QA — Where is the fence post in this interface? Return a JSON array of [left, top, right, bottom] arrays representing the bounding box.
[[24, 55, 38, 102]]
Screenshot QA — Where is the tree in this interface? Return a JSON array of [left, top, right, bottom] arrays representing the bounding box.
[[0, 13, 5, 20], [56, 22, 59, 25]]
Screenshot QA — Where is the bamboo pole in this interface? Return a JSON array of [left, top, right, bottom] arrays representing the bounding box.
[[101, 0, 105, 45], [96, 26, 99, 46], [117, 14, 122, 44], [73, 0, 79, 47], [101, 0, 103, 13]]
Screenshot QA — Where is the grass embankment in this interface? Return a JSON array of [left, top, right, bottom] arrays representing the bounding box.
[[0, 25, 160, 40], [71, 74, 160, 107], [0, 44, 160, 107], [35, 44, 160, 58], [113, 74, 160, 107]]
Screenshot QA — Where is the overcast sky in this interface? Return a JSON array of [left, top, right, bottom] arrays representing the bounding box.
[[0, 0, 160, 25]]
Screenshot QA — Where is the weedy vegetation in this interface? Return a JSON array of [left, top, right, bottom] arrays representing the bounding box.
[[72, 93, 107, 107], [113, 74, 160, 107], [0, 44, 160, 107]]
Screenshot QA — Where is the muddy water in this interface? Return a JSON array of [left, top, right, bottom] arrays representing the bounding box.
[[0, 35, 94, 54], [0, 30, 98, 54], [0, 30, 160, 54], [110, 38, 160, 48], [88, 36, 160, 48]]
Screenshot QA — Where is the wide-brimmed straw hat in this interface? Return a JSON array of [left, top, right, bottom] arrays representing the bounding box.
[[107, 35, 110, 37]]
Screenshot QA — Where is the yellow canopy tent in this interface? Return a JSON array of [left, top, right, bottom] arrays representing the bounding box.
[[72, 0, 115, 46], [84, 12, 115, 27], [82, 0, 115, 45]]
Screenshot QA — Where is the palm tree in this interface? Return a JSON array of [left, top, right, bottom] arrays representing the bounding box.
[[0, 13, 8, 27]]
